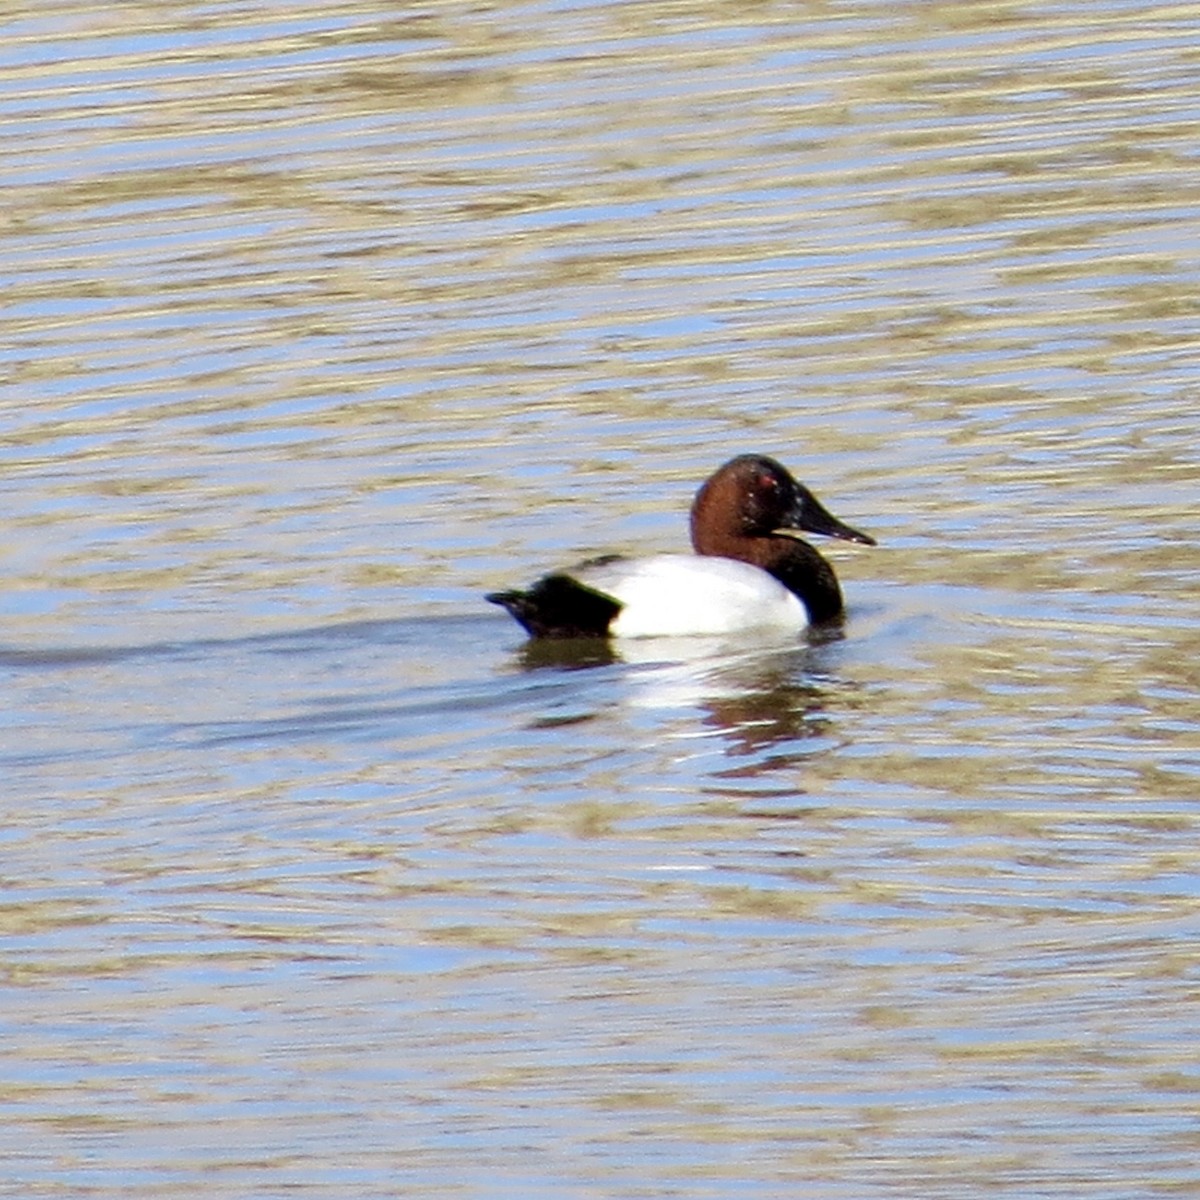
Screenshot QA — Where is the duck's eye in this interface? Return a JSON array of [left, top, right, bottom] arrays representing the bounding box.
[[757, 472, 779, 493]]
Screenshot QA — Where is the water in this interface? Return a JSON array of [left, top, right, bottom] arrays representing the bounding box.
[[3, 1, 1199, 1196]]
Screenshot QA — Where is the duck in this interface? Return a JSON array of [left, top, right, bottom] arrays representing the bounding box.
[[486, 453, 875, 639]]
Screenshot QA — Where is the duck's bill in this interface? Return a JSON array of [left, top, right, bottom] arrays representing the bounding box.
[[775, 495, 876, 546]]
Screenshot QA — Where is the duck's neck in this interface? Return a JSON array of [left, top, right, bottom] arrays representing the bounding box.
[[694, 524, 847, 624], [766, 541, 845, 625]]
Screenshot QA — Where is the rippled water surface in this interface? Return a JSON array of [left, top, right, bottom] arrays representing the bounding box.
[[3, 1, 1200, 1196]]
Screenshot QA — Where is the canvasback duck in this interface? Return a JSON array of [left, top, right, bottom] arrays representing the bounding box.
[[486, 454, 875, 639]]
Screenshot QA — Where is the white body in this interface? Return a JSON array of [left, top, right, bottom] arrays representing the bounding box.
[[569, 554, 808, 638]]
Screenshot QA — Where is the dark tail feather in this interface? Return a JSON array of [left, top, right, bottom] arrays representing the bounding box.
[[485, 590, 539, 634], [486, 576, 620, 639]]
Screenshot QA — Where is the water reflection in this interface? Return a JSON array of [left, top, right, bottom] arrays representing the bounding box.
[[506, 625, 857, 760]]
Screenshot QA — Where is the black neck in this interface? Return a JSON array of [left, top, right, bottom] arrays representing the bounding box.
[[767, 542, 845, 625]]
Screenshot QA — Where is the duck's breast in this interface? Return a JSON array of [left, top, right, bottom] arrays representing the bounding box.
[[570, 554, 807, 638]]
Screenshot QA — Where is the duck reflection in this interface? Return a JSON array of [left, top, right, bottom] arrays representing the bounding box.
[[509, 627, 849, 752]]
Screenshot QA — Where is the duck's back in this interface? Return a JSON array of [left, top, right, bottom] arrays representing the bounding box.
[[573, 554, 807, 638]]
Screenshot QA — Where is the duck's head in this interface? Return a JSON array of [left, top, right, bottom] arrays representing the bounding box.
[[690, 453, 875, 622], [691, 454, 874, 553]]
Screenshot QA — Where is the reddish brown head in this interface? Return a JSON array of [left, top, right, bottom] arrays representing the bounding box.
[[689, 454, 874, 623]]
